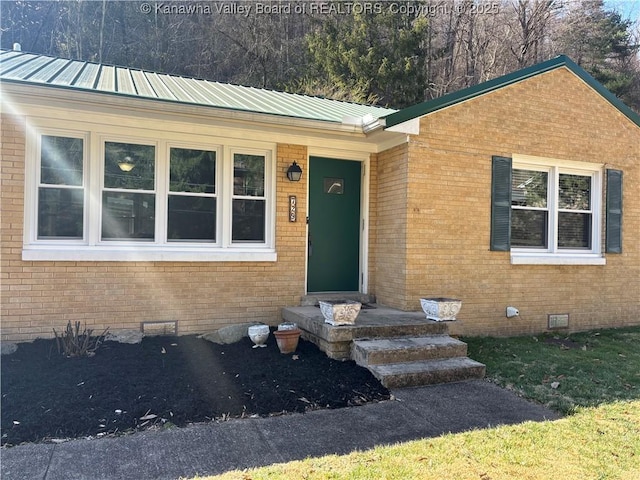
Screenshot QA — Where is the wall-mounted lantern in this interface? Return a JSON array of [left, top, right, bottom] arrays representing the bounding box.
[[286, 161, 303, 182]]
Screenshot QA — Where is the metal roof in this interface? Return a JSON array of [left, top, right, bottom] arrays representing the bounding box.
[[383, 55, 640, 128], [0, 49, 397, 124], [6, 50, 635, 131]]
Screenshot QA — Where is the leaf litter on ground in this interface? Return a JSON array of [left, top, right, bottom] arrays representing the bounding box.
[[1, 334, 389, 446]]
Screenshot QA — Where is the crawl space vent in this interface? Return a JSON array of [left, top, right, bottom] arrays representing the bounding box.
[[141, 321, 177, 336]]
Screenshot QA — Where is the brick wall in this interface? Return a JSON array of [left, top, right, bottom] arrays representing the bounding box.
[[373, 143, 410, 308], [374, 67, 640, 336], [3, 66, 638, 341], [0, 117, 308, 341], [1, 113, 28, 339]]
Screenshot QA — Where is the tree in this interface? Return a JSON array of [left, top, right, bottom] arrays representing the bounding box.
[[555, 0, 640, 110], [1, 0, 637, 112], [508, 0, 557, 68], [304, 2, 429, 107]]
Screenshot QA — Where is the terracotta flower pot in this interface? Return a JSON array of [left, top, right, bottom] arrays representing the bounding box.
[[273, 328, 301, 354]]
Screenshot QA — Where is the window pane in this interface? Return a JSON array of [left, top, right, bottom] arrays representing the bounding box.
[[559, 174, 591, 210], [104, 142, 155, 190], [558, 212, 591, 249], [168, 196, 216, 241], [232, 199, 265, 242], [234, 154, 264, 196], [170, 148, 216, 194], [102, 192, 155, 240], [512, 169, 547, 207], [511, 210, 548, 248], [38, 188, 83, 239], [41, 135, 83, 186]]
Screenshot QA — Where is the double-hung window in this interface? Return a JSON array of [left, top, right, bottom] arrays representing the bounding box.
[[37, 134, 86, 240], [232, 153, 266, 243], [491, 154, 621, 265], [25, 126, 275, 261], [168, 147, 217, 243], [511, 166, 596, 251], [102, 141, 156, 241]]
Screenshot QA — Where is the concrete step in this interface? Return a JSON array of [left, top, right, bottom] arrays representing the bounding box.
[[284, 306, 448, 343], [367, 357, 486, 388], [352, 335, 468, 366], [283, 305, 448, 360]]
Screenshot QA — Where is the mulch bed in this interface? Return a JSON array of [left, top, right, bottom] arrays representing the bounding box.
[[1, 334, 390, 447]]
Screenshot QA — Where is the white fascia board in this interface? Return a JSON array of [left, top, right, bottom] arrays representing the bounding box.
[[5, 86, 393, 154], [384, 117, 420, 135], [5, 84, 410, 153], [2, 83, 370, 137]]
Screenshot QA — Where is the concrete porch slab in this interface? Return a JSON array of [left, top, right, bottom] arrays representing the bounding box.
[[282, 304, 449, 360]]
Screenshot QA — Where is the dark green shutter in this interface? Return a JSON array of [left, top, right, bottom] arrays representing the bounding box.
[[606, 169, 623, 253], [490, 156, 512, 251]]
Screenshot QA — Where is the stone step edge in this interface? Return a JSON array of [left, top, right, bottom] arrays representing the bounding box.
[[366, 357, 486, 388], [351, 335, 468, 365], [300, 293, 376, 306], [352, 334, 463, 346]]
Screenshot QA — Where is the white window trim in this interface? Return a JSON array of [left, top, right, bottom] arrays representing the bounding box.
[[510, 154, 604, 266], [510, 253, 606, 265], [23, 121, 277, 262], [226, 146, 275, 248], [98, 135, 159, 245], [22, 246, 277, 262], [165, 141, 221, 246], [25, 128, 90, 246]]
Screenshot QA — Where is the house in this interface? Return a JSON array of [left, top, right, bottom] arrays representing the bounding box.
[[1, 49, 639, 343]]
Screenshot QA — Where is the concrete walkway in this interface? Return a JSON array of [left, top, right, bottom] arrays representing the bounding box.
[[1, 380, 559, 480]]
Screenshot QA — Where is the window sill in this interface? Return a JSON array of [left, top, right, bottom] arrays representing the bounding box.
[[510, 253, 606, 265], [22, 246, 277, 262]]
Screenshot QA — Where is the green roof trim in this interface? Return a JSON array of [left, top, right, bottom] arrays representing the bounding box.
[[383, 55, 640, 129], [3, 50, 638, 130]]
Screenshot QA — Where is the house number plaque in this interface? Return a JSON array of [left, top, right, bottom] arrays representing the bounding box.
[[289, 195, 297, 222]]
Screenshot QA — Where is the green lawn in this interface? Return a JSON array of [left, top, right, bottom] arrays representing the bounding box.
[[464, 326, 640, 414], [196, 326, 640, 480]]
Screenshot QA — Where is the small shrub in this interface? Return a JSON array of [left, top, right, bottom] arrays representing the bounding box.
[[53, 321, 109, 358]]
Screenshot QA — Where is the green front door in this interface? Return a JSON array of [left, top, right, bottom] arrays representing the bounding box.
[[307, 157, 361, 292]]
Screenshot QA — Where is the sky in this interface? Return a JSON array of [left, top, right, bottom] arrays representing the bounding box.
[[604, 0, 640, 22]]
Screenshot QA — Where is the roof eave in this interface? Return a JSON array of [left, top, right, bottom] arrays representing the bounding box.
[[1, 80, 374, 135], [383, 55, 640, 129]]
